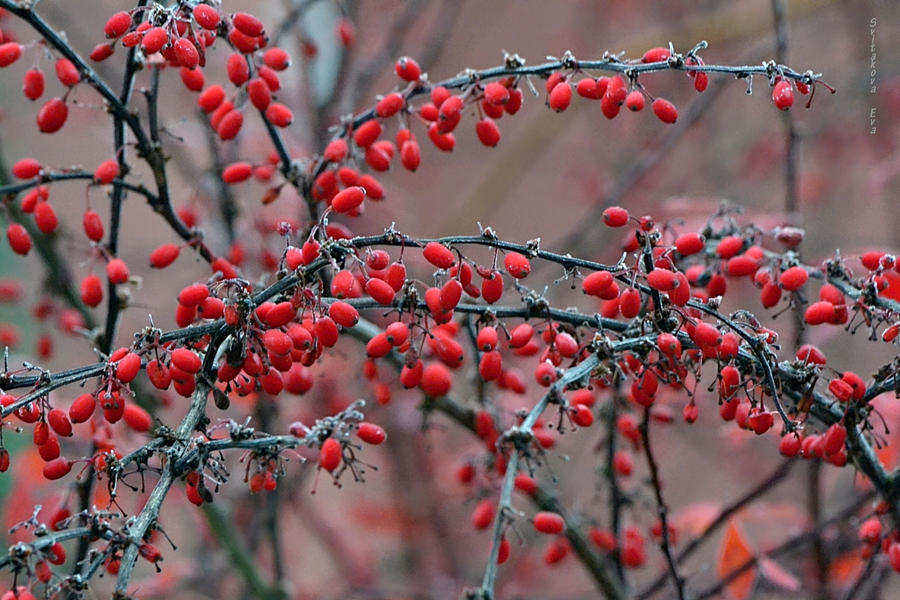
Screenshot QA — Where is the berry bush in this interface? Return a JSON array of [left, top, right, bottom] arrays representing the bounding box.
[[0, 1, 898, 599]]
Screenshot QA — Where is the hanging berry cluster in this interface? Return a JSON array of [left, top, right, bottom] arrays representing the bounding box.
[[0, 2, 894, 600]]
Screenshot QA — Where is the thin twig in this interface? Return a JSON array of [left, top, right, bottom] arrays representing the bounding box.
[[636, 458, 795, 600], [639, 408, 686, 600], [692, 491, 875, 600]]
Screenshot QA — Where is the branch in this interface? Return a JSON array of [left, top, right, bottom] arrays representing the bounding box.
[[200, 503, 288, 600], [692, 491, 875, 600], [114, 380, 211, 594], [639, 408, 685, 600], [637, 458, 795, 599]]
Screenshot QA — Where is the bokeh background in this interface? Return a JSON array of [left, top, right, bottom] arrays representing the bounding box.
[[0, 0, 899, 598]]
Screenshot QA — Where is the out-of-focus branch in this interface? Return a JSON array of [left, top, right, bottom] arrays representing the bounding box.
[[640, 409, 685, 600], [636, 458, 795, 599], [693, 491, 875, 600]]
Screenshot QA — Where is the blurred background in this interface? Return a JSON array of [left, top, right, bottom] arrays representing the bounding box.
[[0, 0, 899, 598]]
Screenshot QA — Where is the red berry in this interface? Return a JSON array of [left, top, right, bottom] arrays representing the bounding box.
[[625, 90, 645, 111], [602, 206, 629, 227], [242, 78, 270, 110], [104, 11, 132, 38], [796, 343, 827, 365], [657, 332, 682, 356], [171, 348, 202, 373], [265, 102, 293, 127], [336, 18, 356, 47], [571, 404, 594, 427], [805, 301, 836, 325], [427, 122, 456, 151], [43, 457, 72, 480], [7, 224, 32, 255], [613, 450, 634, 475], [423, 242, 455, 269], [146, 360, 171, 390], [233, 12, 265, 37], [484, 81, 510, 105], [332, 186, 366, 214], [55, 58, 80, 87], [772, 79, 794, 111], [505, 88, 524, 114], [319, 438, 341, 472], [508, 323, 534, 349], [576, 78, 602, 99], [198, 84, 226, 113], [533, 511, 566, 534], [106, 258, 129, 284], [82, 210, 103, 242], [619, 288, 641, 318], [46, 408, 71, 437], [471, 499, 495, 529], [90, 43, 116, 62], [859, 517, 882, 545], [141, 27, 168, 54], [357, 422, 387, 445], [173, 38, 199, 69], [439, 278, 463, 311], [475, 117, 501, 147], [222, 162, 253, 184], [37, 97, 68, 133], [34, 202, 58, 234], [375, 92, 405, 118], [93, 159, 119, 184], [726, 254, 759, 277], [860, 251, 885, 271], [692, 322, 722, 347], [180, 68, 206, 93], [115, 352, 141, 383], [437, 95, 463, 132], [365, 278, 395, 305], [69, 393, 96, 423], [262, 302, 297, 328], [150, 244, 181, 269], [716, 236, 744, 259], [23, 68, 46, 100], [641, 47, 671, 63], [12, 158, 42, 179], [80, 275, 103, 307], [504, 252, 531, 278], [583, 271, 614, 296], [394, 56, 421, 81], [674, 232, 704, 255], [760, 282, 782, 308], [828, 378, 854, 402], [263, 47, 291, 70], [548, 81, 572, 112], [227, 52, 250, 86], [0, 42, 22, 67], [823, 423, 846, 455], [779, 266, 808, 291], [323, 138, 349, 163], [651, 98, 678, 123], [353, 120, 382, 148], [545, 538, 571, 565], [647, 269, 679, 291], [421, 362, 452, 397], [216, 109, 243, 140], [193, 4, 221, 30], [124, 403, 152, 432], [476, 327, 498, 352], [779, 433, 801, 457]]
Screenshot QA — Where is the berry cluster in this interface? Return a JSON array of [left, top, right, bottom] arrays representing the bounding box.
[[0, 2, 893, 600]]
